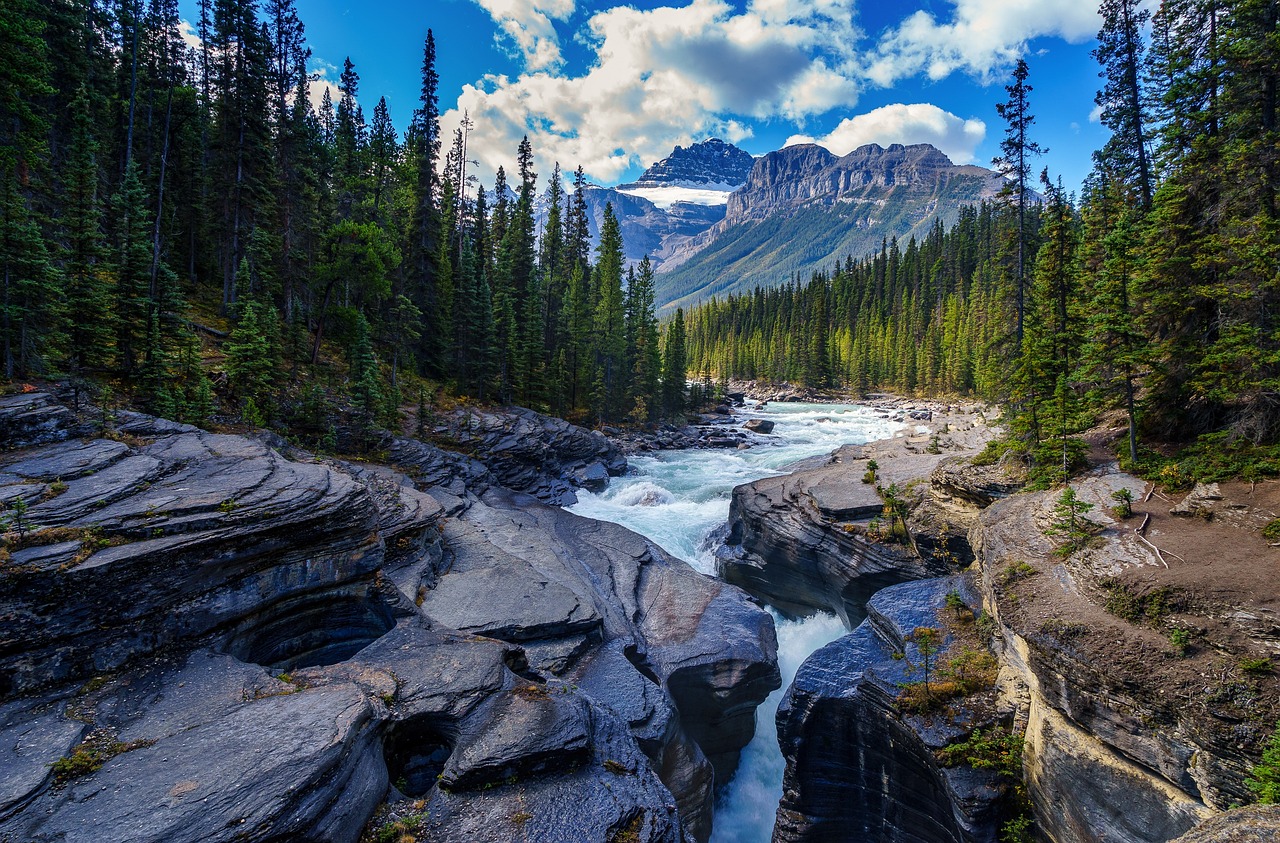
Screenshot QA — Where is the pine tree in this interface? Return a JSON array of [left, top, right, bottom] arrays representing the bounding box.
[[662, 308, 688, 417], [63, 87, 113, 375], [1094, 0, 1155, 208], [591, 203, 626, 422], [993, 59, 1047, 348], [225, 288, 280, 420]]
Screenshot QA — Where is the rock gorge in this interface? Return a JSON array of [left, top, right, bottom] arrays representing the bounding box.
[[712, 404, 1280, 843], [0, 392, 779, 842]]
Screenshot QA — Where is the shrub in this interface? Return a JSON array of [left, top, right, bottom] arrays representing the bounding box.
[[1263, 519, 1280, 543], [1169, 628, 1192, 656], [1046, 487, 1096, 557], [1248, 721, 1280, 803], [1110, 488, 1134, 519], [1240, 657, 1273, 676]]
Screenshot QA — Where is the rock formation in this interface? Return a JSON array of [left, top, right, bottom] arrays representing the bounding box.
[[0, 394, 780, 842], [774, 576, 1004, 843]]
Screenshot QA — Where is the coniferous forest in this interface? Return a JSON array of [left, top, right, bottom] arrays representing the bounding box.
[[0, 0, 680, 439], [2, 0, 1280, 476], [686, 0, 1280, 478]]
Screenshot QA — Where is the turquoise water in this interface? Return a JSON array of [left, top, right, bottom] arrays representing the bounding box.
[[568, 402, 902, 843]]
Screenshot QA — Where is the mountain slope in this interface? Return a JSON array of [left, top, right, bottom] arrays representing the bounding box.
[[655, 142, 1006, 311]]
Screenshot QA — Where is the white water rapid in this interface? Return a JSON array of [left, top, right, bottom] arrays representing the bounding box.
[[568, 402, 905, 843]]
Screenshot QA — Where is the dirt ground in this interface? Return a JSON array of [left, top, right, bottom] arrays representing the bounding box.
[[992, 450, 1280, 745]]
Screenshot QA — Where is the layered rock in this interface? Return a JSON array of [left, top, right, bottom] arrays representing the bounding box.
[[0, 396, 780, 842], [716, 436, 987, 625], [426, 405, 626, 505], [1171, 805, 1280, 842], [774, 577, 1003, 843], [619, 139, 755, 191], [972, 471, 1278, 843]]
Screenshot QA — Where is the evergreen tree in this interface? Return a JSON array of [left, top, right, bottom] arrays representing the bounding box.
[[591, 203, 626, 422], [62, 87, 112, 375], [662, 308, 688, 417], [993, 58, 1047, 347]]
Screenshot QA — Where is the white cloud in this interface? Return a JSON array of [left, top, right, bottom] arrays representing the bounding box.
[[1088, 102, 1105, 123], [474, 0, 576, 72], [447, 0, 863, 185], [785, 103, 986, 164], [866, 0, 1099, 85]]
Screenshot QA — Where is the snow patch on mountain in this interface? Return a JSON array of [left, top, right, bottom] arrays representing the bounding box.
[[615, 184, 738, 209]]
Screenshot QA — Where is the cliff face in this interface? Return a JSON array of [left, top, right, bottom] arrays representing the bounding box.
[[972, 471, 1280, 843], [774, 576, 1003, 843], [0, 394, 780, 843], [732, 407, 1275, 843]]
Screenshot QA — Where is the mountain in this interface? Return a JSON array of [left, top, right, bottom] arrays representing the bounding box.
[[616, 138, 755, 208], [654, 143, 1009, 311]]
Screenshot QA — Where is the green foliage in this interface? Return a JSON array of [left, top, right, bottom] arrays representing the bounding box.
[[1247, 720, 1280, 804], [937, 728, 1024, 779], [1099, 578, 1178, 624], [1263, 520, 1280, 543], [1169, 627, 1191, 656], [1110, 488, 1134, 519], [1046, 487, 1096, 556], [1240, 658, 1274, 676]]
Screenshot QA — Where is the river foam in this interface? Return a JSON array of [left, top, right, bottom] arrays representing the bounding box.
[[567, 402, 902, 841]]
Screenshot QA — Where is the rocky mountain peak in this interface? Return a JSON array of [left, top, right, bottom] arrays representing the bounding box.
[[621, 138, 755, 190]]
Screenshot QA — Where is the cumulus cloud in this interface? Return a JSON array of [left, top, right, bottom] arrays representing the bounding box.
[[785, 103, 986, 163], [866, 0, 1099, 85], [475, 0, 576, 72], [448, 0, 863, 184]]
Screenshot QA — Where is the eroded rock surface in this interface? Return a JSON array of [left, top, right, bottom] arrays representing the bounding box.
[[0, 397, 779, 843], [427, 405, 626, 505], [773, 576, 1003, 843]]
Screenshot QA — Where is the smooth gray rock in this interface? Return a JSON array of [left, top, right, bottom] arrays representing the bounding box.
[[0, 396, 780, 843], [743, 418, 775, 434]]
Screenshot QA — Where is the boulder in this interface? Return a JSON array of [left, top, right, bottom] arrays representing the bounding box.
[[429, 406, 627, 505], [743, 418, 775, 434]]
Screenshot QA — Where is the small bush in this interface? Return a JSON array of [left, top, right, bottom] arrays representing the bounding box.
[[1240, 657, 1274, 675], [1169, 628, 1192, 656], [999, 561, 1037, 586], [1110, 488, 1134, 520], [1099, 578, 1178, 624], [1248, 720, 1280, 803], [936, 727, 1023, 779], [1263, 519, 1280, 543]]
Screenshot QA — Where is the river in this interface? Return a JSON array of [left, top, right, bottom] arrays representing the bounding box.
[[569, 402, 905, 843]]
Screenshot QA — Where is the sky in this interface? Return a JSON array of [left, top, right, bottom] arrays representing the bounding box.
[[181, 0, 1115, 193]]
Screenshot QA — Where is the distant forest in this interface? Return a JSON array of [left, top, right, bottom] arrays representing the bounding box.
[[2, 0, 1280, 474]]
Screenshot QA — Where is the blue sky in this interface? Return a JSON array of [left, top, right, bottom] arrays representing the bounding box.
[[182, 1, 1113, 192]]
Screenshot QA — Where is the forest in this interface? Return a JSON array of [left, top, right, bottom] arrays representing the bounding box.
[[2, 0, 1279, 477], [0, 0, 685, 441], [687, 0, 1280, 479]]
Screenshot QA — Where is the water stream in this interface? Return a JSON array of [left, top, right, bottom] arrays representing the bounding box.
[[569, 402, 905, 843]]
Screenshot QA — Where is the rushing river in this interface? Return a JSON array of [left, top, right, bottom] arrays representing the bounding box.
[[569, 402, 905, 843]]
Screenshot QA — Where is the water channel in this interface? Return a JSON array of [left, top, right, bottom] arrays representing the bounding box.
[[569, 402, 905, 843]]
